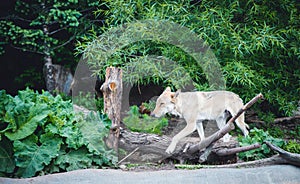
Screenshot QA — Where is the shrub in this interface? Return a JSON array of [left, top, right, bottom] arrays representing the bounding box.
[[77, 0, 300, 117], [284, 140, 300, 154], [0, 88, 116, 178], [123, 105, 168, 135], [238, 128, 285, 161]]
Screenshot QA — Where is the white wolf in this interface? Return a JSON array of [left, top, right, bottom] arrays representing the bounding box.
[[151, 87, 249, 154]]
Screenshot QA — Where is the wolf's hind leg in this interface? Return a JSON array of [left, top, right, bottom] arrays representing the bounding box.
[[196, 120, 205, 142], [235, 113, 249, 137], [216, 116, 231, 142]]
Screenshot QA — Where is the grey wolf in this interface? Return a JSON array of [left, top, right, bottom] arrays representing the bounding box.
[[151, 87, 249, 154]]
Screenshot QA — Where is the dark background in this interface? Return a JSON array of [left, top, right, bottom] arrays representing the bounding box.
[[0, 0, 45, 95]]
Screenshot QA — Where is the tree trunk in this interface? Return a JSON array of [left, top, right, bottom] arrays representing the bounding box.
[[43, 63, 73, 95], [100, 67, 123, 153], [42, 17, 55, 94], [41, 4, 73, 96]]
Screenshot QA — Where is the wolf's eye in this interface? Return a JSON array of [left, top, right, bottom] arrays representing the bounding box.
[[159, 103, 164, 106]]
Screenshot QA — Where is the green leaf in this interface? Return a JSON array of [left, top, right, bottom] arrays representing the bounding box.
[[55, 147, 92, 171], [5, 111, 50, 141], [59, 124, 84, 149], [79, 112, 113, 155], [14, 134, 62, 178], [0, 137, 15, 173]]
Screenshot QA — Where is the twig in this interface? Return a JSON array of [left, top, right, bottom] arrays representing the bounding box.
[[183, 143, 190, 153], [199, 144, 214, 163], [118, 147, 139, 165]]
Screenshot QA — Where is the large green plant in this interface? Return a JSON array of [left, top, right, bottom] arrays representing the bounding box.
[[77, 0, 299, 116], [0, 89, 116, 178]]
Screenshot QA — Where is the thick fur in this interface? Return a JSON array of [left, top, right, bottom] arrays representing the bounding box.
[[151, 87, 249, 154]]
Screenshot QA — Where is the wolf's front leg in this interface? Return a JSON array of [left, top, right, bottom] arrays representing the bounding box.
[[166, 121, 196, 154], [166, 141, 177, 154]]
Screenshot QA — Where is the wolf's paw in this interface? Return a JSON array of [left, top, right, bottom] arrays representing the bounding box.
[[165, 144, 176, 154], [222, 134, 232, 142]]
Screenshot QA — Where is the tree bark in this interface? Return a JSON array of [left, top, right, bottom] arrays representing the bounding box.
[[43, 64, 73, 95], [215, 143, 261, 156], [41, 15, 56, 94], [101, 67, 123, 153], [41, 2, 74, 96]]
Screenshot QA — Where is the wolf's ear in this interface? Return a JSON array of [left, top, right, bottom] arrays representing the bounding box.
[[165, 87, 171, 92], [175, 89, 181, 98], [170, 92, 176, 103], [170, 89, 180, 103], [170, 89, 180, 98]]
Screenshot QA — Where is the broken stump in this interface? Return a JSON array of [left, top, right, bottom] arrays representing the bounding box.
[[100, 67, 123, 153]]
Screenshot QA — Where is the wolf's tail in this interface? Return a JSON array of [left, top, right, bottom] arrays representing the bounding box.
[[227, 106, 249, 137]]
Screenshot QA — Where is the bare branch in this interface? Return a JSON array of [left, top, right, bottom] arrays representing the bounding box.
[[48, 25, 71, 35], [1, 15, 32, 22], [176, 154, 287, 169], [265, 142, 300, 167], [51, 35, 77, 51], [51, 24, 93, 50], [187, 123, 235, 154], [247, 115, 300, 125], [9, 44, 44, 55], [215, 143, 261, 156], [180, 142, 300, 168], [118, 147, 140, 165]]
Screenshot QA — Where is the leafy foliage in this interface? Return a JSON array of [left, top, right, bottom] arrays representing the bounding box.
[[0, 0, 102, 87], [72, 92, 104, 112], [0, 137, 15, 174], [123, 105, 168, 135], [238, 128, 286, 161], [284, 140, 300, 154], [77, 0, 299, 116], [0, 89, 116, 178]]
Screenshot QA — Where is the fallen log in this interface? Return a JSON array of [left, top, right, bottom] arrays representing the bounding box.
[[118, 127, 240, 164]]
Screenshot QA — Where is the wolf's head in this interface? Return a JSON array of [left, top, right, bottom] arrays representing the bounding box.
[[151, 87, 180, 117]]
